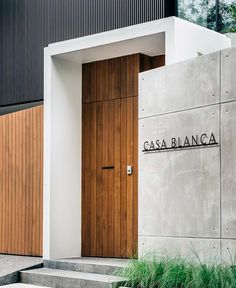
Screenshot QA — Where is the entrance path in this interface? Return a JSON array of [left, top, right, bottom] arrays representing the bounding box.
[[2, 285, 47, 287], [0, 255, 43, 286]]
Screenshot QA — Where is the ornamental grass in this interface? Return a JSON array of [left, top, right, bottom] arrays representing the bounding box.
[[116, 253, 236, 288]]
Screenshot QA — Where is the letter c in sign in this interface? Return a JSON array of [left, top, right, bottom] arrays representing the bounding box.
[[200, 133, 208, 145], [143, 141, 149, 151]]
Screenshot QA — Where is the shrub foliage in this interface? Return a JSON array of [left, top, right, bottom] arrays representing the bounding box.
[[117, 254, 236, 288]]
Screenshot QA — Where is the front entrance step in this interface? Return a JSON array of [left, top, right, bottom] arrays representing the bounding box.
[[2, 284, 47, 287], [44, 258, 129, 275], [20, 268, 127, 288]]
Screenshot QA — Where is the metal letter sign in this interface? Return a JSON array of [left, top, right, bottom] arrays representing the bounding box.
[[142, 132, 218, 153]]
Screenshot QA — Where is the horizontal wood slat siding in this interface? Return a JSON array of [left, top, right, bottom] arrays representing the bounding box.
[[0, 105, 43, 256], [0, 0, 175, 106]]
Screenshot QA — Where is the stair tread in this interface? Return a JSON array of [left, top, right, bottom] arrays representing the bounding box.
[[45, 258, 129, 268], [21, 268, 127, 283]]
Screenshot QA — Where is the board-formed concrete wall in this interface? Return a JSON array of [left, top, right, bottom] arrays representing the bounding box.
[[138, 46, 236, 263]]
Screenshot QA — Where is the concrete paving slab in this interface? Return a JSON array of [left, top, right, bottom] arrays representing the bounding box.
[[0, 254, 43, 286], [2, 284, 48, 287]]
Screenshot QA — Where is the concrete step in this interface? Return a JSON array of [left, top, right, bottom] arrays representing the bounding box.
[[43, 258, 129, 275], [0, 255, 43, 286], [20, 268, 127, 288], [2, 284, 48, 287]]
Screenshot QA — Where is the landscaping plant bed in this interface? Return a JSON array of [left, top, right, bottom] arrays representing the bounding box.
[[116, 254, 236, 288]]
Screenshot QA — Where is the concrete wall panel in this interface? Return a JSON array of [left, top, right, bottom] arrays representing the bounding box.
[[139, 52, 220, 118], [221, 101, 236, 238], [138, 46, 236, 263], [139, 236, 221, 263], [139, 105, 220, 238], [221, 239, 236, 263], [221, 47, 236, 102]]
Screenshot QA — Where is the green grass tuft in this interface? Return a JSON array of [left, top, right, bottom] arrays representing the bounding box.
[[116, 254, 236, 288]]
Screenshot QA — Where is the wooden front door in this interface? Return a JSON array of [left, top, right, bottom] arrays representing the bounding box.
[[82, 54, 165, 258]]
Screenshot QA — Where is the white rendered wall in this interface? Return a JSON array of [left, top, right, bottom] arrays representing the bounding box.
[[44, 17, 231, 259], [47, 17, 231, 66], [173, 18, 231, 63], [226, 33, 236, 47], [44, 53, 82, 259]]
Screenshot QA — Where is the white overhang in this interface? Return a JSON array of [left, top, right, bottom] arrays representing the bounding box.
[[45, 16, 231, 65]]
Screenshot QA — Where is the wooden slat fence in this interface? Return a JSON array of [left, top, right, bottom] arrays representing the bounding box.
[[0, 105, 43, 256]]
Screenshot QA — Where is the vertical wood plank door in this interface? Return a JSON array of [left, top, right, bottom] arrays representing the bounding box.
[[82, 54, 165, 258], [0, 105, 43, 256]]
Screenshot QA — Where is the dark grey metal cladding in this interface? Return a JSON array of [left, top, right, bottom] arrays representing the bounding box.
[[0, 0, 176, 107]]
